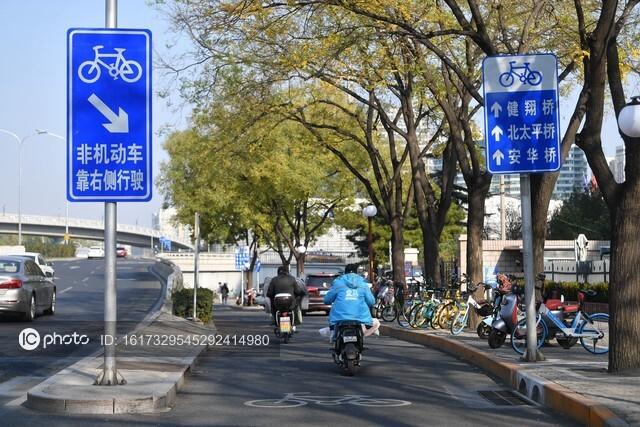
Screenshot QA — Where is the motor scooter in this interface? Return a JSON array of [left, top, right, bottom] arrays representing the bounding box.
[[273, 293, 296, 343], [488, 276, 521, 348], [332, 321, 365, 376]]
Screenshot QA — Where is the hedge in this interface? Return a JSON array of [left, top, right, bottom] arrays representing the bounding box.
[[544, 282, 608, 303], [173, 288, 214, 323]]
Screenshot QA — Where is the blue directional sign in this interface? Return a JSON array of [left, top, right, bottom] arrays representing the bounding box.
[[235, 247, 250, 271], [67, 28, 152, 201], [483, 54, 561, 174], [159, 236, 172, 251]]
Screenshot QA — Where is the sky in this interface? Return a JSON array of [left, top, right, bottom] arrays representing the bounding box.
[[0, 1, 633, 229], [0, 0, 191, 228]]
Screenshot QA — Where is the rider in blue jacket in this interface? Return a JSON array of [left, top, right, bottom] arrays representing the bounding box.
[[323, 265, 375, 328]]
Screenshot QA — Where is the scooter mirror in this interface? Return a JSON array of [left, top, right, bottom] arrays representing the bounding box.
[[561, 294, 565, 302]]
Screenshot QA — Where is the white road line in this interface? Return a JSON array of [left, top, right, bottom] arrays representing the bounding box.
[[69, 266, 80, 270], [82, 277, 89, 282], [59, 287, 73, 294]]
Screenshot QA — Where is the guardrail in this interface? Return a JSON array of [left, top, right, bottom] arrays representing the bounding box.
[[0, 213, 191, 248]]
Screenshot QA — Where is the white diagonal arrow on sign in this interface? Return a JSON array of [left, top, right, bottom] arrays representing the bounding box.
[[491, 125, 503, 142], [88, 93, 129, 133], [492, 149, 504, 166], [490, 102, 502, 118]]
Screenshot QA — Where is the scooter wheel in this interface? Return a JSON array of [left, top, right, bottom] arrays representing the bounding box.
[[282, 334, 290, 344], [488, 329, 506, 349], [344, 359, 357, 376], [477, 323, 491, 339]]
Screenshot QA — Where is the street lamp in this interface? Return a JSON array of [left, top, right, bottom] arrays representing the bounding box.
[[35, 130, 70, 243], [618, 96, 640, 137], [0, 129, 53, 245], [362, 205, 377, 282], [296, 245, 307, 277]]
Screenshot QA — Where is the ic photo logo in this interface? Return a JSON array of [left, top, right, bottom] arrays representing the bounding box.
[[19, 328, 41, 351], [18, 328, 90, 351]]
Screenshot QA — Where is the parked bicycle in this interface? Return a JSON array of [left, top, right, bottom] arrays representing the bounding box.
[[511, 288, 609, 355], [450, 282, 496, 337]]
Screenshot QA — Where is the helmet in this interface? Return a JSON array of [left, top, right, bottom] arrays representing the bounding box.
[[344, 264, 358, 274]]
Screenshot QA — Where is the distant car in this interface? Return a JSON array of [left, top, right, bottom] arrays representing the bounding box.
[[305, 273, 340, 314], [87, 246, 105, 259], [8, 252, 54, 278], [116, 247, 128, 258], [0, 256, 56, 320]]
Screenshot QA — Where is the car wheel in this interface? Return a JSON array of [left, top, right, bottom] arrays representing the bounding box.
[[44, 290, 56, 315], [24, 294, 36, 322]]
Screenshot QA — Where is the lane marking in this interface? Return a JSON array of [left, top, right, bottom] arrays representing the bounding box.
[[82, 277, 89, 282], [59, 287, 73, 294], [69, 266, 80, 270]]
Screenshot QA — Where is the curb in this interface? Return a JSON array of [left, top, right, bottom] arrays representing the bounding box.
[[25, 344, 208, 414], [379, 325, 628, 427], [25, 260, 211, 415]]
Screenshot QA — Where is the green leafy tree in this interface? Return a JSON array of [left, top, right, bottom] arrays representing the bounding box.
[[548, 188, 611, 240]]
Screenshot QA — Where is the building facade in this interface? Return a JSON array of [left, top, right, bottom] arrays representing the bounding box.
[[552, 144, 589, 199]]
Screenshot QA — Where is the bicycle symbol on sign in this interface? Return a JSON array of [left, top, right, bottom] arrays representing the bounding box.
[[78, 45, 142, 84], [498, 61, 542, 87]]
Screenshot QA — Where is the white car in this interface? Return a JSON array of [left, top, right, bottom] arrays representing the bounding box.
[[87, 246, 105, 259], [8, 252, 55, 278]]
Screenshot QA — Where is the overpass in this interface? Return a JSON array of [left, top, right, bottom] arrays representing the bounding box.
[[0, 213, 193, 249]]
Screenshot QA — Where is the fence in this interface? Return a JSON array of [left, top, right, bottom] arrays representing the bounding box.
[[544, 259, 610, 284]]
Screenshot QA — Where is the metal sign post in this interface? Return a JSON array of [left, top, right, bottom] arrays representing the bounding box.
[[67, 0, 152, 385], [483, 53, 561, 362], [193, 212, 200, 320]]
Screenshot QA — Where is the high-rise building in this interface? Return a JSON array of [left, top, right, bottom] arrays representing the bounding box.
[[152, 208, 191, 243], [613, 145, 625, 183], [552, 144, 589, 200], [489, 174, 520, 198]]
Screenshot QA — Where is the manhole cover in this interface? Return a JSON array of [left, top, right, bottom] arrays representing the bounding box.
[[478, 390, 531, 406]]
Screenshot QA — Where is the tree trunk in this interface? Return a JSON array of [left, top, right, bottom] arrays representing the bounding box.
[[423, 229, 440, 286], [389, 216, 406, 284], [467, 177, 491, 327], [295, 253, 305, 277], [530, 174, 557, 301], [609, 146, 640, 372]]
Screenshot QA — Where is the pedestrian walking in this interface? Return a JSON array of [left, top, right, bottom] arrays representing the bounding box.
[[221, 283, 229, 305]]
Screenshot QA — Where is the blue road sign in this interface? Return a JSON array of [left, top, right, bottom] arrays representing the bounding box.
[[235, 247, 250, 271], [67, 28, 152, 201], [483, 54, 561, 174], [255, 259, 261, 273], [159, 236, 171, 251]]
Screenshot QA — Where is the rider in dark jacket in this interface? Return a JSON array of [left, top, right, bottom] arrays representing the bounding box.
[[267, 266, 306, 323]]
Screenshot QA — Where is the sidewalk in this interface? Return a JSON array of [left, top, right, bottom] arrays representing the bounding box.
[[26, 311, 216, 414], [380, 323, 636, 426]]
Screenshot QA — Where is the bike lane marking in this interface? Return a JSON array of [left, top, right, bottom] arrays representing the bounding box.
[[244, 393, 412, 408]]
